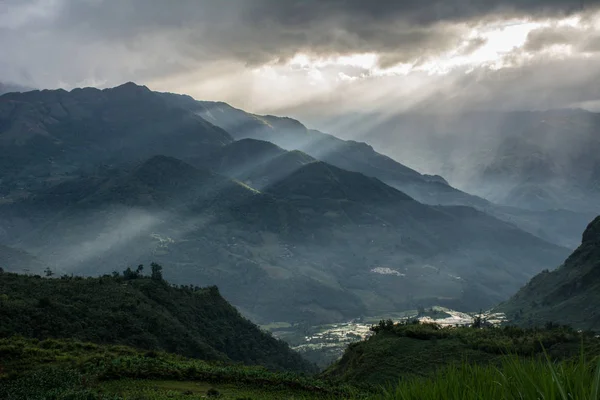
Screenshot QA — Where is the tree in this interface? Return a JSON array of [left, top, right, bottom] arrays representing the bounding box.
[[44, 267, 54, 277], [123, 267, 138, 280], [0, 267, 4, 274], [150, 262, 163, 281], [136, 264, 144, 274]]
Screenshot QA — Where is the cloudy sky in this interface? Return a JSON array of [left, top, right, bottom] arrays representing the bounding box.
[[1, 0, 599, 119]]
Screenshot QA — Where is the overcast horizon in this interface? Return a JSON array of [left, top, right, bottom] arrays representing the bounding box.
[[2, 0, 600, 123]]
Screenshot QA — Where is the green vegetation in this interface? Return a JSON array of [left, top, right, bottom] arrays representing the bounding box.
[[324, 321, 600, 386], [4, 323, 597, 399], [373, 355, 600, 400], [0, 271, 314, 373], [0, 337, 355, 399], [1, 271, 600, 399]]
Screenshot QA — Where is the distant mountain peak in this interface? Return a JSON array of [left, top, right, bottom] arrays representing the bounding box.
[[582, 216, 600, 244], [105, 81, 152, 97], [112, 81, 150, 91]]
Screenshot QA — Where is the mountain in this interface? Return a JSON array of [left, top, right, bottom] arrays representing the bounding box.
[[316, 110, 600, 213], [1, 84, 584, 248], [194, 138, 315, 190], [0, 82, 232, 200], [158, 93, 593, 248], [158, 92, 490, 209], [496, 216, 600, 331], [0, 83, 572, 324], [0, 154, 569, 324], [0, 271, 314, 373]]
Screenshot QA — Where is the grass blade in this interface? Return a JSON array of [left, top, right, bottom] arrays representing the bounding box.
[[542, 344, 568, 400], [592, 358, 600, 400]]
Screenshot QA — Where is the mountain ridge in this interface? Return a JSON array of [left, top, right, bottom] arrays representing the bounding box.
[[156, 90, 591, 248], [0, 153, 569, 323], [496, 215, 600, 331], [0, 271, 315, 372], [0, 83, 572, 324]]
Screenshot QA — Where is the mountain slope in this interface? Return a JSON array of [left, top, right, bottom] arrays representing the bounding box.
[[0, 155, 569, 324], [194, 138, 315, 190], [0, 83, 232, 199], [0, 84, 572, 324], [323, 321, 600, 386], [496, 216, 600, 331], [0, 272, 315, 372], [321, 110, 600, 213], [158, 93, 593, 248], [158, 92, 489, 209]]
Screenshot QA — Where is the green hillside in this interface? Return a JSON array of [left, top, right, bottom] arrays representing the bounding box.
[[0, 336, 350, 400], [2, 272, 600, 399], [496, 216, 600, 330], [323, 321, 600, 386], [0, 271, 314, 373]]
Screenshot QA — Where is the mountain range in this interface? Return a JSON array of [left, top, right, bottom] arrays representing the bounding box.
[[163, 95, 596, 248], [318, 110, 600, 213], [0, 83, 573, 325]]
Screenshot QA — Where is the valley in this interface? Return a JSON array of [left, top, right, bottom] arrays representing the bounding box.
[[3, 1, 600, 398], [0, 82, 599, 399], [265, 307, 508, 368], [0, 84, 572, 326]]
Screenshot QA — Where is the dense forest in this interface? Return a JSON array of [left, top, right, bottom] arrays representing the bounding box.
[[0, 267, 314, 373]]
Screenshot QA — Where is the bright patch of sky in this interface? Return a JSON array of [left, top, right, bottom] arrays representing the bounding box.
[[253, 14, 587, 86]]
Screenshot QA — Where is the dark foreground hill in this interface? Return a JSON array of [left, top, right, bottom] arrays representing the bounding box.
[[323, 321, 600, 386], [496, 216, 600, 331], [0, 271, 315, 373]]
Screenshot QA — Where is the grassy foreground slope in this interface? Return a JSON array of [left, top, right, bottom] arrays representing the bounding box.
[[0, 337, 353, 400], [0, 271, 314, 373], [2, 335, 600, 400], [323, 321, 600, 386], [372, 355, 600, 400]]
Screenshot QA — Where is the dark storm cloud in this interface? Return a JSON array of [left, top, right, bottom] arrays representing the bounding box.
[[1, 0, 599, 113], [247, 0, 582, 26], [22, 0, 592, 66], [525, 25, 600, 53]]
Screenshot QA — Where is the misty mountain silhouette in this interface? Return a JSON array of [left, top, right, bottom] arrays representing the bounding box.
[[157, 92, 597, 248], [0, 83, 571, 323], [160, 92, 491, 209], [1, 152, 568, 323], [330, 110, 600, 213]]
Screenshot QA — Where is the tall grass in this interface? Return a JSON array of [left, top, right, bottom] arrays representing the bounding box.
[[375, 355, 600, 400]]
